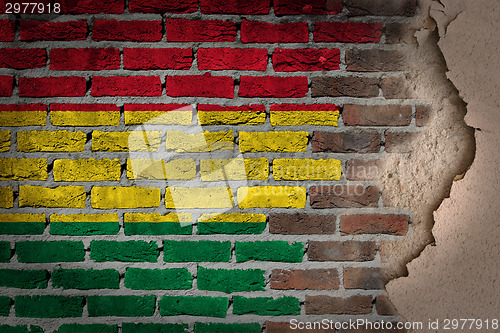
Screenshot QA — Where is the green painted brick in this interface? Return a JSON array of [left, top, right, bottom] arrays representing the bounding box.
[[232, 296, 300, 316], [159, 296, 228, 318], [0, 241, 10, 262], [0, 223, 45, 235], [163, 240, 231, 262], [55, 324, 118, 333], [194, 323, 261, 333], [87, 295, 156, 317], [0, 296, 11, 316], [16, 241, 84, 263], [50, 222, 118, 235], [90, 241, 158, 262], [52, 269, 119, 290], [0, 325, 43, 333], [15, 295, 84, 318], [197, 222, 265, 235], [0, 269, 49, 289], [235, 241, 303, 263], [124, 222, 192, 235], [122, 323, 188, 333], [197, 266, 265, 293], [124, 268, 192, 290]]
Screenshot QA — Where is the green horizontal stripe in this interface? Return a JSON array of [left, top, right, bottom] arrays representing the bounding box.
[[124, 222, 192, 235], [197, 222, 266, 235], [50, 222, 119, 236], [0, 222, 44, 235]]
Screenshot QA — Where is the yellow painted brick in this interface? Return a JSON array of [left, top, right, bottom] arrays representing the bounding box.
[[0, 187, 13, 208], [51, 111, 120, 126], [273, 159, 341, 180], [166, 130, 234, 152], [198, 213, 266, 223], [0, 158, 47, 181], [244, 158, 270, 180], [53, 159, 121, 182], [200, 158, 269, 181], [124, 213, 192, 223], [165, 187, 233, 209], [198, 111, 265, 125], [270, 110, 340, 126], [125, 111, 192, 125], [239, 131, 308, 152], [0, 111, 46, 126], [92, 131, 161, 152], [0, 131, 10, 152], [19, 185, 86, 208], [237, 186, 306, 209], [91, 186, 161, 209], [50, 213, 119, 223], [127, 159, 196, 180], [17, 131, 86, 152], [0, 213, 45, 222]]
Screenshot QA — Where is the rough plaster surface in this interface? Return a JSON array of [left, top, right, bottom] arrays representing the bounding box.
[[388, 0, 500, 328]]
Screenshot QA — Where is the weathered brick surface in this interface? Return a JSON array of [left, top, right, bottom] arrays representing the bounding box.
[[343, 105, 412, 126], [269, 213, 336, 234], [308, 241, 377, 261], [311, 76, 379, 97], [0, 1, 421, 327], [312, 131, 381, 153], [270, 269, 339, 290]]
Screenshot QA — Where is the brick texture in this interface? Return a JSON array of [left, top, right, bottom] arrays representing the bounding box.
[[0, 0, 421, 328]]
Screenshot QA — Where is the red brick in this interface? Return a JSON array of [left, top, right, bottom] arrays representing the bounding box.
[[166, 19, 236, 42], [270, 269, 339, 290], [0, 20, 15, 42], [340, 214, 409, 235], [308, 241, 376, 261], [346, 159, 381, 181], [124, 48, 192, 70], [311, 76, 379, 97], [59, 0, 124, 14], [201, 0, 270, 14], [346, 49, 406, 72], [381, 77, 414, 99], [310, 185, 379, 209], [345, 0, 417, 16], [239, 76, 308, 98], [343, 105, 412, 126], [91, 76, 161, 97], [166, 74, 234, 98], [19, 77, 86, 97], [198, 48, 268, 71], [0, 76, 13, 97], [376, 295, 399, 316], [129, 0, 197, 13], [241, 20, 308, 43], [273, 49, 340, 72], [274, 0, 342, 15], [269, 213, 336, 234], [385, 132, 418, 153], [92, 19, 162, 42], [305, 295, 373, 315], [312, 131, 381, 153], [0, 48, 47, 69], [21, 20, 87, 41], [0, 104, 46, 112], [50, 48, 120, 71], [314, 22, 382, 43], [344, 267, 385, 289], [416, 105, 431, 127]]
